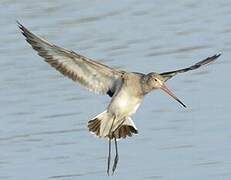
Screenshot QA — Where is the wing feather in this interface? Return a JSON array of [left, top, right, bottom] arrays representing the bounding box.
[[160, 53, 221, 81], [18, 21, 123, 96]]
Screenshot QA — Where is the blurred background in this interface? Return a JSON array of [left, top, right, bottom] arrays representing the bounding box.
[[0, 0, 230, 179]]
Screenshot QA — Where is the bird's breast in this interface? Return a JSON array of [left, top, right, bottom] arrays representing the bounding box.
[[108, 91, 142, 118]]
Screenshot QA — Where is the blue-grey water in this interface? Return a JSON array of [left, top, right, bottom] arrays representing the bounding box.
[[1, 0, 231, 179]]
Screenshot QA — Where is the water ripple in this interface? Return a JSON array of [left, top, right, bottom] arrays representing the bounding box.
[[146, 45, 211, 57], [48, 171, 103, 179], [0, 128, 84, 143]]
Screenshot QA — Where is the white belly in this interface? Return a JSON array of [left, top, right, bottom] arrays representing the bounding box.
[[108, 92, 142, 118]]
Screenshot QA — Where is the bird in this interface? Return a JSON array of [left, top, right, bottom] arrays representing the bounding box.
[[17, 21, 221, 175]]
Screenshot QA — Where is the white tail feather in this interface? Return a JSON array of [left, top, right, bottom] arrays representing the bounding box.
[[88, 111, 138, 139]]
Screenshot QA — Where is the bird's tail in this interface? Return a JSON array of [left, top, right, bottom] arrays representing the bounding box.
[[88, 111, 138, 139]]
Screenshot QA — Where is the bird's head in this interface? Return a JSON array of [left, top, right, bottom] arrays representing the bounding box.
[[145, 72, 186, 108]]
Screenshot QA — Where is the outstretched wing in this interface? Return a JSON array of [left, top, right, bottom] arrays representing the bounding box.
[[18, 21, 123, 97], [160, 53, 221, 81]]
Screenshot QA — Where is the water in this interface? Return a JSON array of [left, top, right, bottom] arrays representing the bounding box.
[[1, 0, 231, 179]]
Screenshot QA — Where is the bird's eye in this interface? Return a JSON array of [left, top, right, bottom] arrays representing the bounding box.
[[154, 78, 157, 81]]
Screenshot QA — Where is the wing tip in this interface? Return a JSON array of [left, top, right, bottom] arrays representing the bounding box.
[[206, 52, 221, 64], [214, 52, 222, 59], [16, 20, 24, 31], [16, 20, 29, 39], [216, 52, 222, 57]]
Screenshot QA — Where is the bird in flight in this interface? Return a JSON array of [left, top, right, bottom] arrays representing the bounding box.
[[18, 21, 221, 175]]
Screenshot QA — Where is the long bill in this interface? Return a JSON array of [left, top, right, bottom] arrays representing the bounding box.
[[161, 84, 186, 108]]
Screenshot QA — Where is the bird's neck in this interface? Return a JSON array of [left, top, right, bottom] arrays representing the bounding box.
[[141, 75, 154, 95]]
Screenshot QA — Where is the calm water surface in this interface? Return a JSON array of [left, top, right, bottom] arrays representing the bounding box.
[[0, 0, 231, 179]]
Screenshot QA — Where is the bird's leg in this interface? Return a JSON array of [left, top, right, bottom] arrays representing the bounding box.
[[107, 116, 116, 176], [107, 138, 111, 176], [112, 136, 119, 175], [111, 118, 128, 175]]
